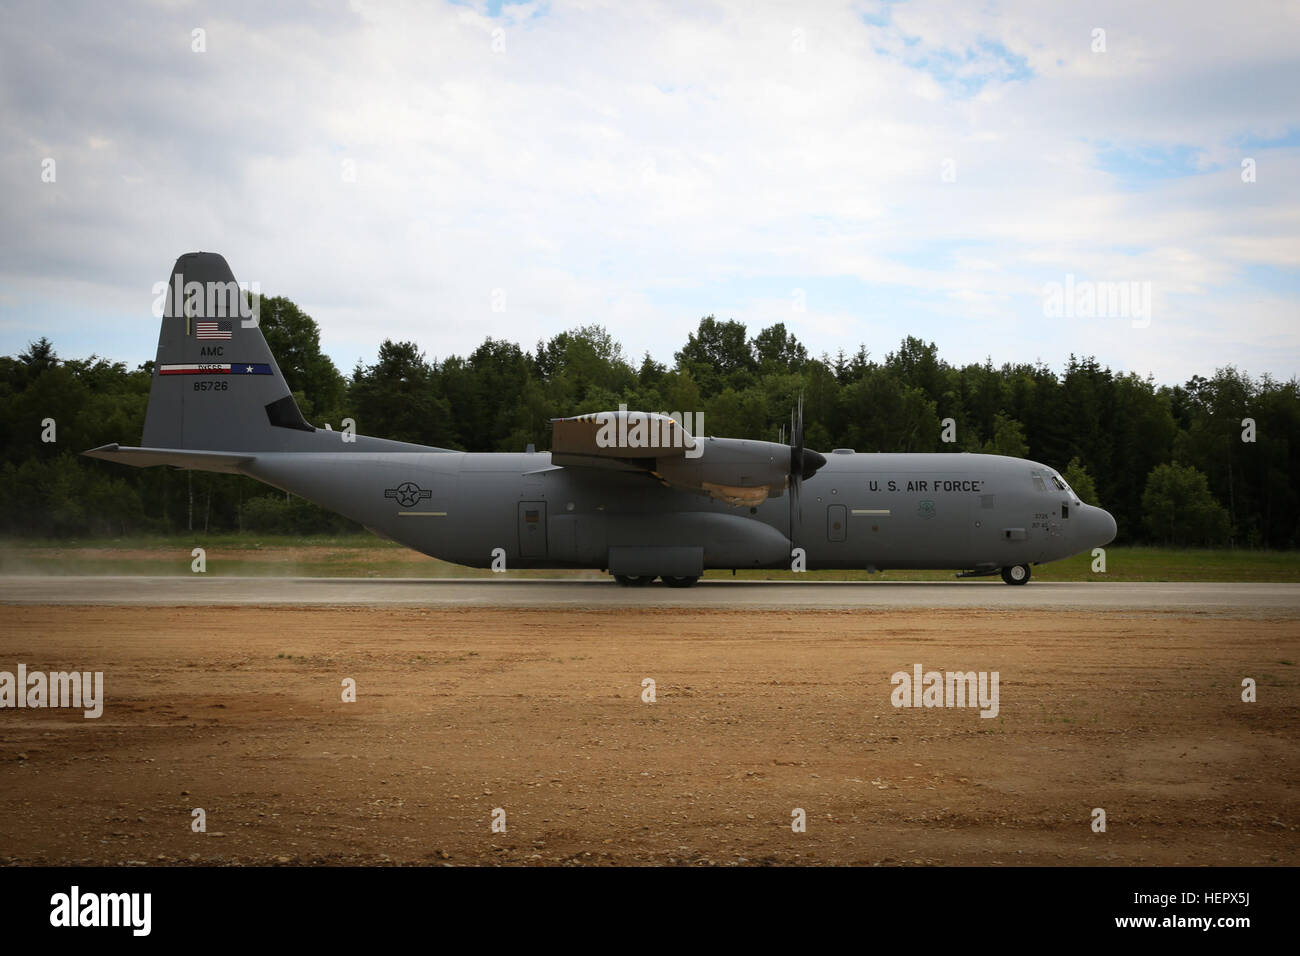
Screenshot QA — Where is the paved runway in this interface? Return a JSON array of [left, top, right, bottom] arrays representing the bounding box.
[[2, 576, 1298, 612]]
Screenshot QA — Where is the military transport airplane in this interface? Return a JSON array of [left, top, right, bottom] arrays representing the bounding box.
[[86, 252, 1117, 587]]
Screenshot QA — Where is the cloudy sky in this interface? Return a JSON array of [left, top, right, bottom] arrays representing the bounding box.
[[2, 0, 1297, 385]]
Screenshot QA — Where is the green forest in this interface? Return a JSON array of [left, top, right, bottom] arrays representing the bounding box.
[[2, 295, 1297, 549]]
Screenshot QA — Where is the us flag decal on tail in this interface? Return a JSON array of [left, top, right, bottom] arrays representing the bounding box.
[[195, 320, 233, 339]]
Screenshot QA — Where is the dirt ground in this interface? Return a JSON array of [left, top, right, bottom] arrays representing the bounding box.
[[1, 605, 1297, 866]]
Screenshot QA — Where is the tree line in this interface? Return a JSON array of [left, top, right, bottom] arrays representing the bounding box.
[[2, 296, 1296, 548]]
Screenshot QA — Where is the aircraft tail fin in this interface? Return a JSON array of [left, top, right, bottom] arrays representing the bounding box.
[[142, 252, 314, 452]]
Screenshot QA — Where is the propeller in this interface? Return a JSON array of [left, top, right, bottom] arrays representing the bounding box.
[[788, 396, 826, 486], [788, 397, 827, 550]]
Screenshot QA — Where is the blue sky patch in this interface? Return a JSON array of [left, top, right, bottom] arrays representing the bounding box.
[[1094, 143, 1208, 189]]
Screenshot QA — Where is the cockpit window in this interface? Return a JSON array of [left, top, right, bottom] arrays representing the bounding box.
[[1032, 476, 1047, 492], [1050, 473, 1082, 505]]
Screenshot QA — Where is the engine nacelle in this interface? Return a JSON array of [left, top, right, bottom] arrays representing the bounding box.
[[653, 437, 791, 506]]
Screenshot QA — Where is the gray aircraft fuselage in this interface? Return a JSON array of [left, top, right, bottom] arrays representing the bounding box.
[[242, 444, 1116, 574], [86, 251, 1117, 583]]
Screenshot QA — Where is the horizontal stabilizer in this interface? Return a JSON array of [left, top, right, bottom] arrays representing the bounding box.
[[82, 443, 254, 474]]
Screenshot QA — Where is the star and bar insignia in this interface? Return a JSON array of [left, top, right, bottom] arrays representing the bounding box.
[[384, 482, 432, 508]]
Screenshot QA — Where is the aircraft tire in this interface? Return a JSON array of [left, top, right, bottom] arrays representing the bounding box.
[[1000, 564, 1031, 585], [660, 575, 699, 588], [614, 574, 655, 587]]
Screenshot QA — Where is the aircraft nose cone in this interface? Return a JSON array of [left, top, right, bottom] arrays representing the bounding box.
[[1091, 506, 1117, 546]]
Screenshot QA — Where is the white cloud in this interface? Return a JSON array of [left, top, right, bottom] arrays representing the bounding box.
[[0, 0, 1296, 386]]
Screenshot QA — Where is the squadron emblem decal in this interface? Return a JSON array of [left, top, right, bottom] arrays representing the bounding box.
[[384, 481, 432, 508], [917, 499, 936, 519]]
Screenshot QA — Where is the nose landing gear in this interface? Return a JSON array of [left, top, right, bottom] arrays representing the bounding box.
[[1001, 564, 1031, 585]]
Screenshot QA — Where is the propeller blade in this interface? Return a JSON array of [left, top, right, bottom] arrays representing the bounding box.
[[788, 395, 809, 556], [787, 396, 825, 488]]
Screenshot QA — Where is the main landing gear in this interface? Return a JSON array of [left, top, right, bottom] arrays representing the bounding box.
[[613, 574, 654, 587], [613, 574, 701, 588], [1001, 564, 1031, 585]]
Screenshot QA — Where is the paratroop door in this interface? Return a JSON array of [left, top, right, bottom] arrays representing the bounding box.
[[827, 504, 847, 542], [518, 501, 547, 559]]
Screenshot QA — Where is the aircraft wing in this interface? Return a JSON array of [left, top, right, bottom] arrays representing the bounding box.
[[549, 411, 699, 473], [548, 411, 812, 507], [550, 412, 697, 461]]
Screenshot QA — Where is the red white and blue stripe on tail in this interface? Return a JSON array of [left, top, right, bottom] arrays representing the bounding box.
[[159, 363, 273, 376]]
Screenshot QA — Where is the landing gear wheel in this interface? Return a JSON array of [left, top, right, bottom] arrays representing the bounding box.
[[660, 575, 700, 588], [614, 575, 655, 587], [1001, 564, 1031, 585]]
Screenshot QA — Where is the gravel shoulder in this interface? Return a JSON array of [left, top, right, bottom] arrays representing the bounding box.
[[0, 605, 1296, 866]]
